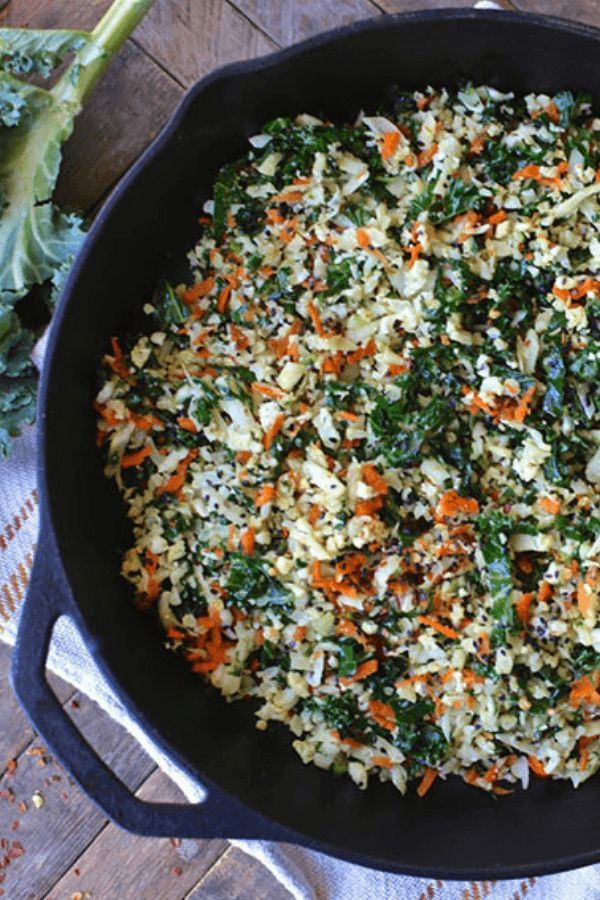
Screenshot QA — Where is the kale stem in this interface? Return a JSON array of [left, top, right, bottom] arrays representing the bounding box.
[[52, 0, 157, 108]]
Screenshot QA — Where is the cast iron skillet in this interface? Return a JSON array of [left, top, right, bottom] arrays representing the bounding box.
[[12, 8, 600, 879]]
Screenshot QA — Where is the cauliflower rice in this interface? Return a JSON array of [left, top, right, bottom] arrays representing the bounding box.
[[95, 85, 600, 797]]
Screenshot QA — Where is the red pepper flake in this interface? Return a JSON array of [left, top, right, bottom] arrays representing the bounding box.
[[5, 760, 16, 776], [17, 802, 27, 814], [70, 700, 80, 710], [8, 841, 24, 859], [169, 837, 182, 848], [0, 857, 8, 870], [73, 868, 81, 877], [171, 866, 183, 877], [10, 822, 18, 832]]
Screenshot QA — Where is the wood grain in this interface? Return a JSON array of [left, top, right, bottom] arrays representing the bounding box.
[[0, 683, 155, 900], [0, 0, 112, 28], [233, 0, 380, 46], [46, 769, 227, 900], [187, 845, 293, 900], [373, 0, 595, 15], [0, 641, 73, 777], [133, 0, 278, 88], [55, 40, 182, 212], [512, 0, 600, 26]]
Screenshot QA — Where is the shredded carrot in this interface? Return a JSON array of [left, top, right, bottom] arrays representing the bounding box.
[[469, 129, 488, 155], [339, 659, 378, 685], [578, 735, 597, 772], [527, 755, 549, 778], [155, 449, 198, 496], [516, 592, 535, 626], [373, 755, 394, 769], [279, 217, 298, 244], [213, 283, 230, 314], [293, 625, 307, 642], [268, 319, 302, 358], [402, 241, 423, 269], [538, 496, 561, 515], [306, 300, 334, 338], [577, 579, 594, 617], [368, 699, 396, 731], [512, 162, 566, 189], [336, 619, 359, 639], [355, 496, 384, 518], [337, 410, 359, 423], [322, 351, 345, 375], [183, 277, 214, 304], [330, 730, 364, 748], [255, 484, 276, 507], [263, 413, 285, 451], [570, 675, 600, 708], [106, 336, 131, 380], [240, 527, 255, 555], [308, 505, 322, 526], [346, 339, 377, 366], [417, 144, 438, 168], [177, 416, 198, 433], [229, 323, 249, 351], [380, 130, 400, 160], [167, 627, 185, 640], [271, 190, 304, 203], [532, 100, 559, 123], [417, 615, 459, 640], [251, 382, 286, 400], [236, 450, 252, 464], [487, 209, 507, 228], [362, 463, 388, 495], [537, 580, 553, 602], [435, 490, 479, 521], [388, 362, 409, 376], [121, 446, 152, 469], [93, 400, 122, 428], [416, 767, 438, 797], [355, 227, 370, 249]]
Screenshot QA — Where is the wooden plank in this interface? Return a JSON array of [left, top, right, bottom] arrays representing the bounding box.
[[46, 769, 228, 900], [0, 689, 155, 899], [0, 641, 74, 776], [186, 845, 293, 900], [511, 0, 600, 26], [375, 0, 514, 11], [54, 40, 183, 213], [133, 0, 278, 89], [1, 0, 183, 215], [231, 0, 380, 46], [0, 0, 112, 28], [374, 0, 594, 16]]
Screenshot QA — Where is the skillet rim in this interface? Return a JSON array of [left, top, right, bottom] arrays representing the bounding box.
[[37, 7, 600, 879]]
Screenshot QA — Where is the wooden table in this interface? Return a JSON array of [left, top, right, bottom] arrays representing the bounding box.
[[0, 1, 597, 897]]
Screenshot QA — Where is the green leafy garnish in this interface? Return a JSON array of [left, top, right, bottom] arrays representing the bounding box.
[[0, 0, 156, 457], [225, 553, 291, 610]]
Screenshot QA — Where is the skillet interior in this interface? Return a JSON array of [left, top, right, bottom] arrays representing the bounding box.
[[41, 10, 600, 877]]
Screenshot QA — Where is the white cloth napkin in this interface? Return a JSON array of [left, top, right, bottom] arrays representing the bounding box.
[[2, 430, 600, 899]]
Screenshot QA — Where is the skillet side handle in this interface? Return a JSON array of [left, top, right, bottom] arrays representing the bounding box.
[[11, 536, 287, 840]]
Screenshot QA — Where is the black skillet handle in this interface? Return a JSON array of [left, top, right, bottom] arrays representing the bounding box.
[[11, 524, 287, 840]]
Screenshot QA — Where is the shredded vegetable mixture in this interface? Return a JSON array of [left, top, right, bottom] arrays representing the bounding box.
[[96, 85, 600, 797]]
